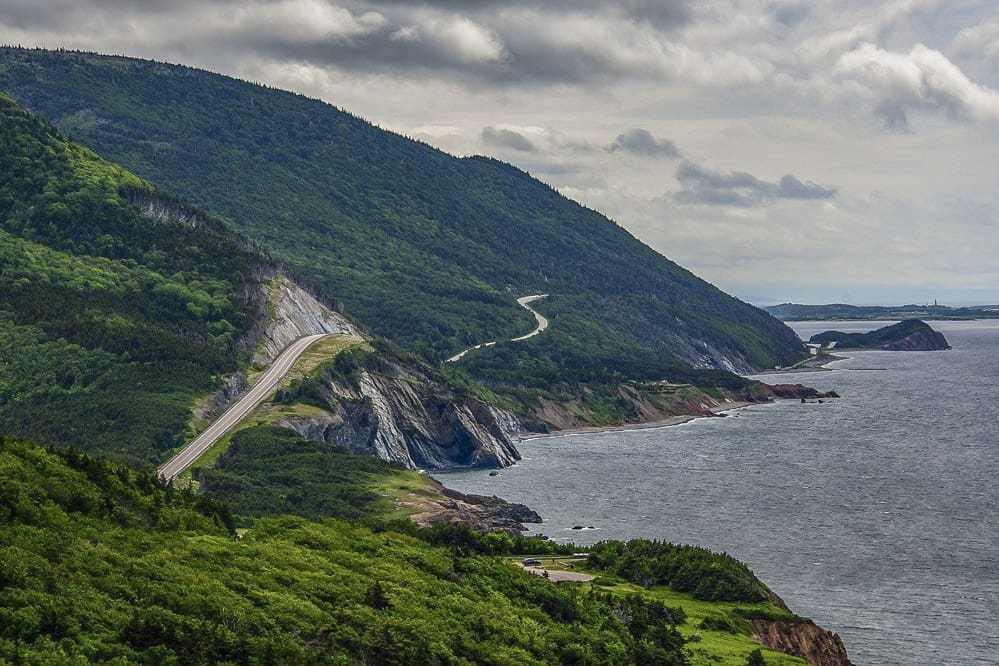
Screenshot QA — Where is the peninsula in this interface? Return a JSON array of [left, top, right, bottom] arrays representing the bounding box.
[[809, 319, 950, 351]]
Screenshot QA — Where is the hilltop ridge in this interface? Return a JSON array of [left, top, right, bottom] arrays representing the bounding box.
[[0, 47, 805, 389]]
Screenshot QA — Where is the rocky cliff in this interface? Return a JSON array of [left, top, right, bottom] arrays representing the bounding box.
[[252, 275, 359, 365], [402, 480, 542, 535], [279, 359, 522, 470], [883, 326, 950, 351], [190, 271, 519, 471], [750, 618, 853, 666]]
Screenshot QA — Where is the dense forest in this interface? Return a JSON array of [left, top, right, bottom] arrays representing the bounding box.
[[0, 435, 809, 665], [0, 92, 271, 465], [0, 48, 806, 387]]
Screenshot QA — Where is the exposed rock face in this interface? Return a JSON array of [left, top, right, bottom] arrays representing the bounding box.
[[884, 327, 949, 351], [403, 480, 542, 535], [191, 372, 249, 424], [750, 618, 853, 666], [252, 276, 359, 365], [280, 367, 522, 470]]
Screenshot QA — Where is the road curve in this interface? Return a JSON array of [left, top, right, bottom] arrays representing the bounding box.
[[158, 333, 330, 482], [510, 294, 549, 341], [446, 294, 549, 363]]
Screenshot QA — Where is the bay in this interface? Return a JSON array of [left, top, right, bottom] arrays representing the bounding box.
[[440, 320, 999, 665]]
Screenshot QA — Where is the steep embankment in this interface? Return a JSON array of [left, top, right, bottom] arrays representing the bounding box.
[[750, 619, 853, 666], [809, 319, 950, 351], [0, 47, 806, 385], [271, 340, 522, 470]]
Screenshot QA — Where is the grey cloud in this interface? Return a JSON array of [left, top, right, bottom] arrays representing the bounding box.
[[607, 128, 680, 158], [770, 1, 809, 27], [361, 0, 692, 29], [481, 126, 536, 152], [0, 0, 751, 89], [675, 160, 836, 207], [835, 43, 999, 128], [877, 104, 912, 133], [777, 174, 837, 199]]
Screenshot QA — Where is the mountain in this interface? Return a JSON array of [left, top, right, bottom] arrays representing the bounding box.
[[0, 48, 806, 394], [809, 319, 950, 351], [0, 93, 520, 469], [0, 92, 264, 464]]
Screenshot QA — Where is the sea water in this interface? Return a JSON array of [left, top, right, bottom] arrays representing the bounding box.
[[441, 320, 999, 665]]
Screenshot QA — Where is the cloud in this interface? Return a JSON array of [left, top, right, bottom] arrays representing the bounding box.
[[675, 160, 836, 207], [834, 42, 999, 129], [607, 128, 680, 158], [364, 1, 693, 30], [481, 126, 537, 152]]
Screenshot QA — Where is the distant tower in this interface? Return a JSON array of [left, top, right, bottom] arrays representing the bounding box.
[[934, 298, 938, 307]]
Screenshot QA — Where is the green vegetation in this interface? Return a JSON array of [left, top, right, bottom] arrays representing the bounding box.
[[197, 426, 433, 523], [587, 540, 770, 603], [1, 435, 713, 665], [591, 582, 804, 666], [0, 93, 265, 465], [0, 48, 806, 396]]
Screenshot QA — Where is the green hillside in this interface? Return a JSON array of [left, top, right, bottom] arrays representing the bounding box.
[[0, 92, 266, 465], [0, 435, 812, 665], [0, 48, 806, 383]]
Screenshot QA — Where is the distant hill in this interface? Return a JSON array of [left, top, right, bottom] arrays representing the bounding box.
[[766, 302, 999, 321], [809, 319, 950, 351], [0, 48, 805, 387]]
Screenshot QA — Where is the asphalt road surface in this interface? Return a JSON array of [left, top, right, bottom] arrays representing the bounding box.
[[158, 333, 329, 481], [446, 294, 549, 363]]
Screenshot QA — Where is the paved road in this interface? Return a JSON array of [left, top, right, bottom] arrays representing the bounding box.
[[511, 294, 550, 341], [158, 333, 329, 481], [446, 294, 549, 363]]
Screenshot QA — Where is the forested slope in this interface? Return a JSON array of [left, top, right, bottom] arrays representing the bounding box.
[[0, 93, 267, 465], [0, 48, 806, 379], [0, 435, 687, 665]]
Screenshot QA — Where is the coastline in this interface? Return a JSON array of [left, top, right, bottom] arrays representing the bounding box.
[[764, 351, 847, 374], [519, 401, 757, 442], [518, 352, 848, 443]]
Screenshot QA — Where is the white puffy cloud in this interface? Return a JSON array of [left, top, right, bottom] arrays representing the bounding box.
[[834, 42, 999, 128]]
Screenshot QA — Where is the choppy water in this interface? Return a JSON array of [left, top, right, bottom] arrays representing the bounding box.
[[441, 320, 999, 665]]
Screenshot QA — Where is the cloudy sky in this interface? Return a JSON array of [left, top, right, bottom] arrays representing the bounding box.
[[5, 0, 998, 305]]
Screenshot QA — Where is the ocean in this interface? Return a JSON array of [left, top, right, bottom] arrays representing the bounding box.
[[440, 320, 999, 665]]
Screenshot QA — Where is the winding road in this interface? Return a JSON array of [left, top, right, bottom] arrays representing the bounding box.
[[158, 333, 330, 482], [446, 294, 549, 363]]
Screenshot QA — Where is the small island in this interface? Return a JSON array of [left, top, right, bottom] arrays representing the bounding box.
[[809, 319, 950, 351]]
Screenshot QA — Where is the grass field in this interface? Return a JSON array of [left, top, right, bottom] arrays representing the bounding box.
[[507, 557, 808, 666]]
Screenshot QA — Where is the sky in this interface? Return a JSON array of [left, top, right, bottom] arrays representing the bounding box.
[[3, 0, 998, 305]]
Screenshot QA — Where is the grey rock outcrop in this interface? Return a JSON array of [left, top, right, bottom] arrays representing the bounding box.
[[253, 277, 359, 365], [279, 367, 521, 470]]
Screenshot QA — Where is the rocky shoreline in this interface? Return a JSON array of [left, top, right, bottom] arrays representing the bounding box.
[[521, 382, 839, 441]]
